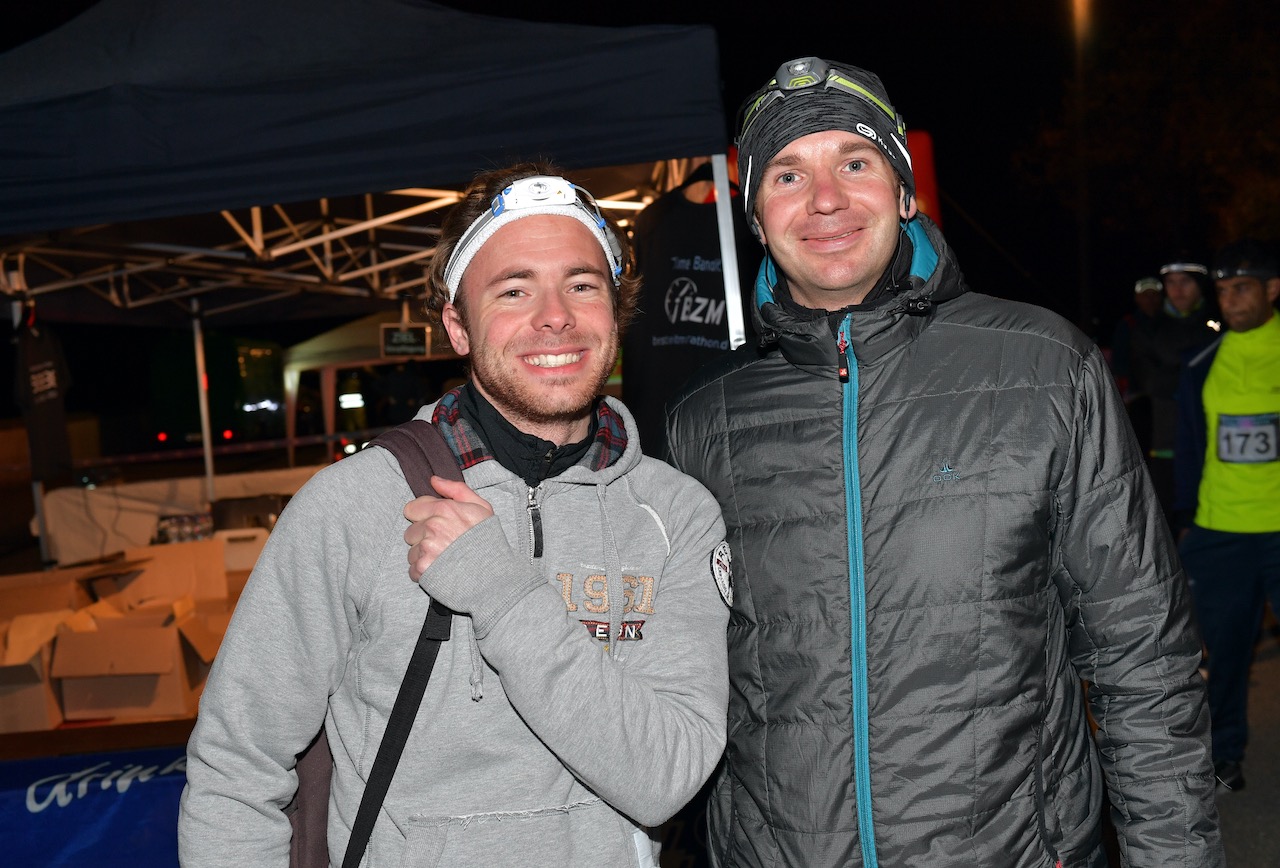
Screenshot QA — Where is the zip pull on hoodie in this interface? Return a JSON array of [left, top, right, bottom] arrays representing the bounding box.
[[451, 384, 602, 695]]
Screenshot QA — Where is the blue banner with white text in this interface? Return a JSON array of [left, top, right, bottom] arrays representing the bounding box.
[[0, 747, 184, 867]]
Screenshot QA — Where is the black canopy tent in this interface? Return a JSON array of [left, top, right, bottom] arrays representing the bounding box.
[[0, 0, 728, 234], [0, 0, 745, 522]]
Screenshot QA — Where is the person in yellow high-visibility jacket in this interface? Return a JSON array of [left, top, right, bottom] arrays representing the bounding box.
[[1175, 237, 1280, 793]]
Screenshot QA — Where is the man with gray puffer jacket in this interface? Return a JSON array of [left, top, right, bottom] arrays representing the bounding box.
[[665, 56, 1222, 868]]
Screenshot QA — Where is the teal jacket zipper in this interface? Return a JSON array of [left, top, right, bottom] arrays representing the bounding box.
[[838, 315, 879, 868]]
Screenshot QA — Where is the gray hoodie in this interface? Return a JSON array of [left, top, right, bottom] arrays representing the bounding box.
[[179, 395, 730, 867]]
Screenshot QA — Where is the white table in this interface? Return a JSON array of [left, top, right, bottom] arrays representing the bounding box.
[[33, 465, 326, 566]]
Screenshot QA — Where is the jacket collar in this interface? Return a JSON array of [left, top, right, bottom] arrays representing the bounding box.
[[751, 213, 966, 368], [427, 388, 638, 487]]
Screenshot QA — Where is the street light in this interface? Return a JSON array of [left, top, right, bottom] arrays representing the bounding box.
[[1073, 0, 1092, 331], [1073, 0, 1090, 45]]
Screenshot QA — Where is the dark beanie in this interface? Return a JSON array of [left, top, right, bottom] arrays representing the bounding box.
[[1212, 238, 1279, 281], [736, 57, 914, 232]]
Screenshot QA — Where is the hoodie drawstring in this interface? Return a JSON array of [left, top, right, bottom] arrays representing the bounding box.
[[597, 484, 625, 660], [467, 625, 484, 701]]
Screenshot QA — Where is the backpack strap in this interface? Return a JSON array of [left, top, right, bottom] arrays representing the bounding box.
[[367, 419, 464, 495], [340, 419, 461, 868]]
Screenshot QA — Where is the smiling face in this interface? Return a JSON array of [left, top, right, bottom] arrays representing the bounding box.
[[441, 215, 618, 445], [754, 129, 916, 309], [1215, 275, 1279, 333]]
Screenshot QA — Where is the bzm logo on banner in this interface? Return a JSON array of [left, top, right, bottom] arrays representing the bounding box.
[[664, 278, 726, 326]]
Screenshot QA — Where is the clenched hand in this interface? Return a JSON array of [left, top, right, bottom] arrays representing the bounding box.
[[403, 476, 494, 582]]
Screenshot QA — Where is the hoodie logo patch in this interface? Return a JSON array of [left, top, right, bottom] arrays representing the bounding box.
[[711, 541, 733, 607], [580, 620, 645, 642]]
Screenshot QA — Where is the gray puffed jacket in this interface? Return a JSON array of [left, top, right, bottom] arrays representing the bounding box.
[[665, 215, 1222, 868]]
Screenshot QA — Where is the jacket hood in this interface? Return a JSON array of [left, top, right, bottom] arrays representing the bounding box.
[[751, 213, 967, 368]]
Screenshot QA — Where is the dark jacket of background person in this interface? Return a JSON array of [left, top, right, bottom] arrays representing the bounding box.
[[622, 171, 758, 457], [1173, 338, 1220, 529], [1129, 303, 1219, 455], [1108, 305, 1158, 402], [665, 214, 1219, 868]]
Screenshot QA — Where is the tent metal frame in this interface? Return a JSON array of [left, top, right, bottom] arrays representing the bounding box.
[[1, 184, 659, 320], [1, 158, 744, 513]]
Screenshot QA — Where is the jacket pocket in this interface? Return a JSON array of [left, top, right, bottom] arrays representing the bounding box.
[[398, 796, 647, 868]]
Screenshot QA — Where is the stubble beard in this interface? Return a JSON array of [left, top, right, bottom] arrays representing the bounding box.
[[468, 329, 618, 432]]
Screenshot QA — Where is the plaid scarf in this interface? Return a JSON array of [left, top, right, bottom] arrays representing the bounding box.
[[431, 386, 627, 474]]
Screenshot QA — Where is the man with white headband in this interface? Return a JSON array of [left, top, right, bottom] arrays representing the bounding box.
[[181, 162, 730, 867], [1129, 253, 1219, 522], [664, 57, 1222, 867]]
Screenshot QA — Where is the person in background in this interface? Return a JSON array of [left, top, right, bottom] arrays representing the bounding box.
[[1109, 275, 1164, 455], [1174, 237, 1280, 793], [181, 162, 730, 867], [663, 55, 1222, 867], [1109, 276, 1164, 400], [1131, 254, 1220, 520]]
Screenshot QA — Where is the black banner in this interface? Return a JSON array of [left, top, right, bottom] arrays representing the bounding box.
[[13, 324, 73, 482]]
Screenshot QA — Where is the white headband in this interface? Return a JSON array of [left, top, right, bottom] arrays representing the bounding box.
[[1159, 262, 1208, 276], [442, 176, 623, 303]]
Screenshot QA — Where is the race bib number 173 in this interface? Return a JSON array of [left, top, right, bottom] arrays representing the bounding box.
[[1217, 413, 1279, 463]]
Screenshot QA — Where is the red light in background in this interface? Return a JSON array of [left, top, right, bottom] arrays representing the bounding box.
[[907, 130, 941, 228], [222, 429, 234, 440], [157, 432, 168, 442]]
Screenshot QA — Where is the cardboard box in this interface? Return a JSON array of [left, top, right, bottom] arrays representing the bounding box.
[[51, 603, 228, 722], [0, 539, 234, 726], [214, 527, 269, 572], [92, 538, 230, 611], [226, 570, 253, 605], [0, 612, 72, 733], [0, 566, 95, 619]]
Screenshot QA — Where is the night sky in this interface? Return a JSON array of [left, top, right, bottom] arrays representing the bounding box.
[[428, 0, 1080, 316]]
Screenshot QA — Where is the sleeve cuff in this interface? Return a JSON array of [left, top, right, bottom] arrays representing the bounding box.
[[419, 517, 545, 637]]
